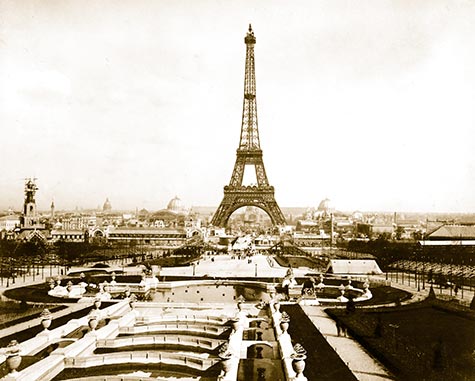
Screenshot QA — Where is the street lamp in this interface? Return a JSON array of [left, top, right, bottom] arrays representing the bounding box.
[[422, 240, 425, 290], [389, 323, 399, 350], [450, 257, 453, 297], [415, 250, 420, 292]]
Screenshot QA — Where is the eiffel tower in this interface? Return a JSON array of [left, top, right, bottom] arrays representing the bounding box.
[[211, 25, 286, 227]]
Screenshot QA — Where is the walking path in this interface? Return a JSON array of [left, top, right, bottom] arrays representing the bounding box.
[[0, 265, 65, 300], [159, 253, 309, 278], [373, 273, 475, 307], [301, 305, 394, 381]]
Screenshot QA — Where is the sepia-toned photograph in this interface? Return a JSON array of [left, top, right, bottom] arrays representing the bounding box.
[[0, 1, 474, 380]]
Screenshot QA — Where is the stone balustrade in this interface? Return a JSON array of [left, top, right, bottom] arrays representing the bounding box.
[[115, 309, 137, 328], [218, 326, 243, 381], [119, 323, 226, 336], [271, 308, 308, 381], [54, 377, 155, 381], [2, 354, 65, 381], [96, 335, 222, 350], [0, 305, 92, 366], [52, 335, 96, 358], [48, 284, 85, 299], [136, 314, 227, 325], [0, 299, 244, 381], [0, 300, 132, 380], [64, 350, 219, 370], [0, 302, 91, 350]]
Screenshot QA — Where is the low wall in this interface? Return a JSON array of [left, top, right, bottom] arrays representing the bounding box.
[[119, 323, 226, 336], [64, 350, 219, 371], [97, 335, 222, 350]]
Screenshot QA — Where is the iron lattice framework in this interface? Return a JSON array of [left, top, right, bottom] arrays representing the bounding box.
[[211, 25, 286, 227]]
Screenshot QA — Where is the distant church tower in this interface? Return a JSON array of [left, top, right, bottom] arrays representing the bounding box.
[[50, 200, 55, 219], [21, 178, 39, 229]]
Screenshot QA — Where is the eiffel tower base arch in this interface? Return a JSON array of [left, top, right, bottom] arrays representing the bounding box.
[[211, 185, 286, 227]]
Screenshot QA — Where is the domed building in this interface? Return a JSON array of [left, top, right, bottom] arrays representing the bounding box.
[[103, 198, 112, 212], [315, 198, 334, 218], [300, 198, 335, 221], [149, 196, 188, 227], [167, 196, 186, 214]]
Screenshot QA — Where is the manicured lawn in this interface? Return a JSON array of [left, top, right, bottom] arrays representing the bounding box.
[[327, 300, 475, 380], [274, 255, 326, 270], [0, 304, 98, 347], [282, 304, 358, 381], [0, 302, 65, 331], [3, 275, 142, 303], [354, 285, 411, 306], [0, 301, 56, 326], [3, 283, 80, 304]]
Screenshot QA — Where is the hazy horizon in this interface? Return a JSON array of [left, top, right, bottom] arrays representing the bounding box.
[[1, 1, 474, 213], [2, 202, 475, 219]]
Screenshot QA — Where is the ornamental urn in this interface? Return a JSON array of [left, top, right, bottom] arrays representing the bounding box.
[[6, 340, 21, 374]]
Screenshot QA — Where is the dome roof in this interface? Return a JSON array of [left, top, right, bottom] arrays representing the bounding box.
[[167, 196, 183, 213], [317, 198, 333, 212], [138, 208, 149, 216], [103, 198, 112, 212]]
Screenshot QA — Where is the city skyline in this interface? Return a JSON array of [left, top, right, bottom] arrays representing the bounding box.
[[1, 1, 474, 213]]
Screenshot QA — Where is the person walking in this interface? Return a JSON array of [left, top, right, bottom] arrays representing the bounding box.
[[340, 322, 348, 337], [336, 320, 342, 336]]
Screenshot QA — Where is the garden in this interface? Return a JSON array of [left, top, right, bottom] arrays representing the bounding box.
[[326, 297, 475, 380]]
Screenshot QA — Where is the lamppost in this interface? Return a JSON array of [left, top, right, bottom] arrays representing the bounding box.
[[389, 323, 399, 351], [11, 258, 15, 284], [414, 250, 419, 291], [422, 240, 425, 290], [469, 256, 473, 292], [449, 257, 453, 297], [395, 256, 398, 284]]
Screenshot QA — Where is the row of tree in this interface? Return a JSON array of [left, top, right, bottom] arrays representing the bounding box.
[[0, 239, 115, 267], [342, 239, 475, 268]]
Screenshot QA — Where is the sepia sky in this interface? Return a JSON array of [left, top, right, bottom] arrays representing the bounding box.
[[1, 0, 474, 213]]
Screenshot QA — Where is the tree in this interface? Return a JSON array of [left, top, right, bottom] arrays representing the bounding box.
[[395, 226, 405, 240], [55, 241, 90, 265], [412, 230, 423, 241]]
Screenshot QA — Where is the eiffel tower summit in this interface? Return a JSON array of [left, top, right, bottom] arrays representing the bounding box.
[[211, 25, 286, 227]]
